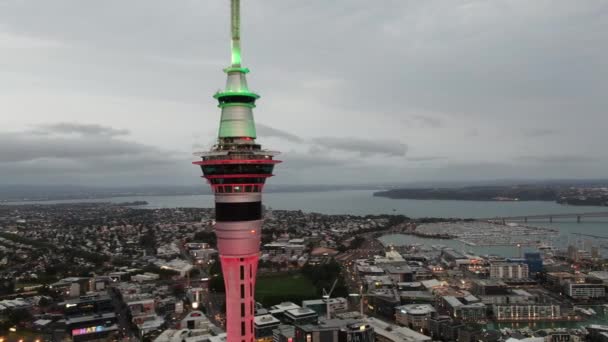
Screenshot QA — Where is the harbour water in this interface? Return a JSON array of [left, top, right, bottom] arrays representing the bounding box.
[[6, 189, 608, 256]]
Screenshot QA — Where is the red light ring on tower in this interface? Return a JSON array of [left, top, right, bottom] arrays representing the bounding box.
[[203, 174, 274, 179], [193, 159, 281, 166]]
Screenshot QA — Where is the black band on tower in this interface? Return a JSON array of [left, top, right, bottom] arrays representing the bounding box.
[[215, 202, 262, 221]]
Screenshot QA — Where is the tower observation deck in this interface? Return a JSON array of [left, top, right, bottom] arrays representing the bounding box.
[[193, 1, 280, 342]]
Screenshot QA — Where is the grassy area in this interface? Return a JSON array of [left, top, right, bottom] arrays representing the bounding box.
[[255, 273, 318, 307]]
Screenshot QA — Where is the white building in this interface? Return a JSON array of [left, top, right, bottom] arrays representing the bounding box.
[[395, 304, 436, 331], [490, 262, 529, 279], [493, 304, 561, 321], [565, 281, 606, 299]]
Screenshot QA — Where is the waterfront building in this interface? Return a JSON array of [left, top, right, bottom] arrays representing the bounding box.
[[471, 279, 509, 296], [524, 252, 543, 274], [192, 0, 280, 341], [587, 325, 608, 341], [440, 296, 486, 323], [588, 271, 608, 286], [394, 304, 436, 332], [564, 281, 606, 299], [478, 289, 536, 305], [546, 272, 578, 287], [489, 262, 529, 280], [492, 304, 561, 321]]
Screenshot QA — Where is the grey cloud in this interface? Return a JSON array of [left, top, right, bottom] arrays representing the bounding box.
[[522, 128, 558, 138], [0, 1, 606, 185], [279, 152, 350, 169], [516, 155, 597, 163], [407, 156, 447, 162], [0, 132, 162, 163], [256, 123, 303, 143], [257, 124, 407, 158], [312, 137, 407, 157], [0, 124, 191, 186], [412, 115, 442, 128], [33, 122, 130, 136]]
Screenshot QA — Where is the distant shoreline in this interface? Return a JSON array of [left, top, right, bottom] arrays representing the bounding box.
[[374, 186, 608, 207]]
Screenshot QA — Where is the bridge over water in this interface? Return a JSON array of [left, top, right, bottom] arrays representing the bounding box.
[[480, 211, 608, 223]]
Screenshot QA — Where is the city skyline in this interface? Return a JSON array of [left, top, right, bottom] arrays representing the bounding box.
[[1, 1, 607, 186]]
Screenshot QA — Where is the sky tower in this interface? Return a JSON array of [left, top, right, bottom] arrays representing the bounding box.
[[193, 1, 280, 342]]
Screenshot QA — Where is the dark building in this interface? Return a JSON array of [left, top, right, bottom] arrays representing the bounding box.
[[61, 293, 117, 341], [471, 279, 509, 296], [254, 314, 281, 341], [284, 308, 319, 326], [0, 277, 15, 295], [294, 320, 374, 342], [60, 294, 114, 317], [66, 312, 118, 341], [368, 293, 400, 320], [524, 253, 543, 274], [428, 316, 462, 342]]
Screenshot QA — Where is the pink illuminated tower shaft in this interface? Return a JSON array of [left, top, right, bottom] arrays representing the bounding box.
[[193, 1, 280, 341]]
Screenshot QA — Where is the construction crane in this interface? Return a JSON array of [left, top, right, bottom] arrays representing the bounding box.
[[322, 279, 339, 320]]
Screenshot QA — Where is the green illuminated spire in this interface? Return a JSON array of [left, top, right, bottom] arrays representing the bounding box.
[[231, 0, 242, 67], [216, 0, 258, 139]]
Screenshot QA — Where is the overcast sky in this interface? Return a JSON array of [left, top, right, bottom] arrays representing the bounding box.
[[1, 0, 607, 186]]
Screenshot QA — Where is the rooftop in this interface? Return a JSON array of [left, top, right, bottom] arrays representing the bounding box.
[[396, 304, 436, 315], [254, 314, 280, 326]]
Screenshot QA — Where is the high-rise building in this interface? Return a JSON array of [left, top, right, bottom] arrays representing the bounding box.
[[193, 1, 280, 341]]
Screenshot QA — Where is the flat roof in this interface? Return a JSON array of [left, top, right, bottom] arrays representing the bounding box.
[[254, 314, 280, 327], [396, 304, 436, 315], [443, 296, 463, 308], [285, 308, 317, 318], [364, 317, 431, 342], [66, 312, 116, 325], [269, 302, 300, 313]]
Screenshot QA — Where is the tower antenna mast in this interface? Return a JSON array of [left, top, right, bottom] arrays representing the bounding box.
[[231, 0, 241, 67]]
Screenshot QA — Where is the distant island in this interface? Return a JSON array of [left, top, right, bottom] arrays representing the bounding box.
[[374, 185, 608, 206]]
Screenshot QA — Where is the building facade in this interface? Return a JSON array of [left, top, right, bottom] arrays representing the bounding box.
[[489, 262, 529, 280], [395, 304, 436, 332], [493, 304, 561, 321]]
